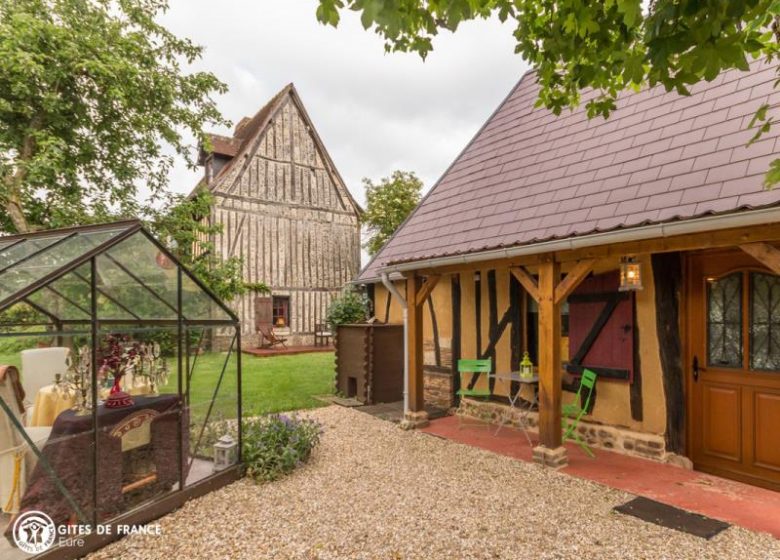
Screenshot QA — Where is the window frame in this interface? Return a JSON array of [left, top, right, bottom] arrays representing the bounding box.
[[272, 295, 290, 328]]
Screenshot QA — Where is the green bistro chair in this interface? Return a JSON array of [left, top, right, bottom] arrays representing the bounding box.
[[562, 369, 598, 457], [456, 359, 493, 429]]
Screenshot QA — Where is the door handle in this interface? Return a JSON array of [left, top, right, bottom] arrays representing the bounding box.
[[693, 355, 700, 382]]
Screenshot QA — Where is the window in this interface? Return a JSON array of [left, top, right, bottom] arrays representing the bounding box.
[[707, 273, 743, 368], [272, 296, 290, 328], [750, 273, 780, 370]]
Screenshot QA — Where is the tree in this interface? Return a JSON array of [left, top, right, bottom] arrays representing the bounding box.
[[0, 0, 228, 233], [317, 1, 780, 185], [362, 170, 422, 256], [326, 286, 372, 326], [147, 189, 268, 302]]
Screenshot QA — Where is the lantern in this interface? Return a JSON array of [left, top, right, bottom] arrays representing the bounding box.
[[619, 256, 643, 292], [213, 434, 238, 472], [520, 352, 534, 379]]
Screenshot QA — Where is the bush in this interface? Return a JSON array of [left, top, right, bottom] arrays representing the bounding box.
[[242, 414, 322, 482], [326, 287, 371, 327]]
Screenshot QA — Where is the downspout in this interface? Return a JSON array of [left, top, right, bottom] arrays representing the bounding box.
[[381, 273, 409, 415]]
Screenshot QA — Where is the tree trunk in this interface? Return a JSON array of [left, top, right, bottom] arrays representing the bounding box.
[[4, 124, 41, 233], [5, 191, 29, 233]]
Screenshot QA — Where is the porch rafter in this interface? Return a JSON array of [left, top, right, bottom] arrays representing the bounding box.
[[739, 242, 780, 275]]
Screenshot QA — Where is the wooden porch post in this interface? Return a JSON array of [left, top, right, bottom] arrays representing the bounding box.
[[534, 257, 568, 465], [402, 273, 431, 429]]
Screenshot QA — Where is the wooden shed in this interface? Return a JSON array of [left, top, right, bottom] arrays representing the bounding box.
[[334, 324, 404, 404]]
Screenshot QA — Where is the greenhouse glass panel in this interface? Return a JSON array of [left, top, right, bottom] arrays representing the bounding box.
[[181, 274, 233, 322], [103, 232, 179, 312], [0, 228, 127, 304], [95, 254, 178, 320]]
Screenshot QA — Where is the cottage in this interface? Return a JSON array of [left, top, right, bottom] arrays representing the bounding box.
[[357, 60, 780, 491], [195, 84, 362, 347]]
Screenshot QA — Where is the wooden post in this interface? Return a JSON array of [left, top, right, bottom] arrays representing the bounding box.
[[403, 273, 428, 428], [533, 257, 568, 468]]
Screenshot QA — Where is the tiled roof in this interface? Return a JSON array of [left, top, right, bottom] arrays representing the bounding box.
[[206, 134, 241, 158], [197, 84, 292, 169], [359, 60, 780, 281]]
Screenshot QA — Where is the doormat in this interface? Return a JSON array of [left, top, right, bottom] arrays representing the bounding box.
[[614, 497, 730, 539]]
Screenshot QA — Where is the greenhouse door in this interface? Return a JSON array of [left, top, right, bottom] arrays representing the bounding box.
[[687, 250, 780, 491]]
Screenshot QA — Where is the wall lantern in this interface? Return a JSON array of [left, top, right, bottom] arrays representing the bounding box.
[[213, 434, 238, 472], [619, 256, 643, 292]]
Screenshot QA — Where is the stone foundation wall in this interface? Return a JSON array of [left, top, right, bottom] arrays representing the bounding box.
[[424, 366, 454, 409], [458, 398, 690, 467]]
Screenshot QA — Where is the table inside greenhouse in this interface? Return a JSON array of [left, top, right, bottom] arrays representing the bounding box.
[[14, 394, 187, 527]]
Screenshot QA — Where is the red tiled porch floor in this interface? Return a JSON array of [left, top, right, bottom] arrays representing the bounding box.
[[422, 415, 780, 538], [242, 345, 333, 358]]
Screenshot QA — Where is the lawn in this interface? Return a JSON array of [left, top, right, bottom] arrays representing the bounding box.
[[0, 349, 336, 418], [184, 350, 335, 418]]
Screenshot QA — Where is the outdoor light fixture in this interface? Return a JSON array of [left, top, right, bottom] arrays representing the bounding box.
[[520, 351, 534, 380], [213, 434, 238, 472], [619, 256, 643, 292]]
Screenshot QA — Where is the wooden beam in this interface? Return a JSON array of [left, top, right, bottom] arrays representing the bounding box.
[[554, 259, 595, 305], [652, 253, 685, 454], [417, 254, 544, 277], [510, 266, 540, 302], [563, 222, 780, 263], [406, 275, 425, 412], [739, 242, 780, 275], [414, 274, 441, 307], [537, 257, 563, 450], [408, 222, 780, 277]]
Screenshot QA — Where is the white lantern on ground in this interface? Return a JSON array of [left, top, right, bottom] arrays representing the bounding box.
[[213, 434, 238, 472]]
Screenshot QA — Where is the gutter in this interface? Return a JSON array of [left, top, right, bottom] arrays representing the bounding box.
[[381, 206, 780, 274], [380, 273, 409, 416]]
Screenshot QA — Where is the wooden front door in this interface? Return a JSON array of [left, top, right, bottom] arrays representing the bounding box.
[[688, 250, 780, 490]]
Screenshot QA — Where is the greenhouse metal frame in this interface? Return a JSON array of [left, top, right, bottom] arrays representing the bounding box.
[[0, 219, 243, 559]]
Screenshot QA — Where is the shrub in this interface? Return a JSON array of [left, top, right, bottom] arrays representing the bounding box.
[[242, 414, 322, 482], [326, 287, 371, 327]]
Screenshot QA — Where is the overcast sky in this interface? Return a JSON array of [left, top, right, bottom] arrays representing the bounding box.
[[161, 1, 529, 205]]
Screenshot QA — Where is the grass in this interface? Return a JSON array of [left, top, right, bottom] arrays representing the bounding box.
[[184, 350, 335, 418], [0, 349, 336, 419]]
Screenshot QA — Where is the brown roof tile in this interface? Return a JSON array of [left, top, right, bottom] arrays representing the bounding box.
[[358, 60, 780, 281]]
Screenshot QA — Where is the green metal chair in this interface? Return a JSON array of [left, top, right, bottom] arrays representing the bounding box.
[[562, 369, 598, 457], [456, 359, 492, 429]]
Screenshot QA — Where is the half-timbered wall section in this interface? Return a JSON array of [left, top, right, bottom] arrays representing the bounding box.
[[372, 257, 667, 435], [195, 84, 361, 345]]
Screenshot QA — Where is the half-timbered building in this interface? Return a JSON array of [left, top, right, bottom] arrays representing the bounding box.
[[357, 59, 780, 491], [195, 84, 362, 346]]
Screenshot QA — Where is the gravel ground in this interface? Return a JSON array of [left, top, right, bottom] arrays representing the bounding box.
[[88, 406, 779, 560]]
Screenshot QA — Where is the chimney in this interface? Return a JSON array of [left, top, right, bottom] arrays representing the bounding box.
[[234, 117, 251, 137]]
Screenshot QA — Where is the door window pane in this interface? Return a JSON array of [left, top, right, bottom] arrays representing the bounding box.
[[707, 273, 742, 368], [750, 273, 780, 371]]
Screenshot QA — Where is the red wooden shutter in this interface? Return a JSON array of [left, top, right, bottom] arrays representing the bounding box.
[[254, 296, 273, 330], [567, 271, 635, 382]]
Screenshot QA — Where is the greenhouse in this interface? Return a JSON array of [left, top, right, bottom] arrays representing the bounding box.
[[0, 220, 242, 559]]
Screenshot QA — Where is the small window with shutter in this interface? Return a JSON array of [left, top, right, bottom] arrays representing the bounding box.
[[272, 296, 290, 328]]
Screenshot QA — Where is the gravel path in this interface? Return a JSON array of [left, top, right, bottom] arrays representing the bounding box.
[[88, 406, 779, 560]]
